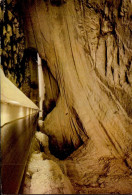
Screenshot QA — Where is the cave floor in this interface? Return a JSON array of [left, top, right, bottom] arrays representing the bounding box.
[[65, 141, 132, 194], [20, 130, 132, 194]]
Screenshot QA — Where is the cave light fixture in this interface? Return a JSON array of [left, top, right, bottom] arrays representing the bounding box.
[[8, 100, 20, 105]]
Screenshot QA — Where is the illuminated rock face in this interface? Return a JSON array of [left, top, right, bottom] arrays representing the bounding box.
[[20, 0, 132, 193], [21, 132, 74, 194], [22, 0, 132, 158]]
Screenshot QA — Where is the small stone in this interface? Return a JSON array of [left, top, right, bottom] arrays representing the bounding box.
[[100, 183, 105, 188], [90, 183, 98, 187]]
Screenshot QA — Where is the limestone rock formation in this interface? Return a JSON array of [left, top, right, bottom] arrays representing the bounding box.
[[20, 0, 132, 193], [41, 60, 59, 118], [21, 0, 132, 158], [21, 132, 74, 194], [2, 0, 132, 193], [65, 139, 132, 194]]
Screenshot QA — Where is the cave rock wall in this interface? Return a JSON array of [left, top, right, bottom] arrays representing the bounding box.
[[21, 0, 132, 161]]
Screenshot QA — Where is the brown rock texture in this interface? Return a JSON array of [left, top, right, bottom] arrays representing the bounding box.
[[21, 0, 132, 157], [3, 0, 132, 193], [65, 139, 132, 194], [20, 0, 132, 193]]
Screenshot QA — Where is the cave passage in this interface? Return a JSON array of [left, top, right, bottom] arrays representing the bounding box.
[[1, 0, 132, 194]]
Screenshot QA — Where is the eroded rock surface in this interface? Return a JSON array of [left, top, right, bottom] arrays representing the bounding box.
[[20, 0, 132, 160], [65, 140, 132, 194], [21, 131, 74, 194], [13, 0, 132, 193]]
